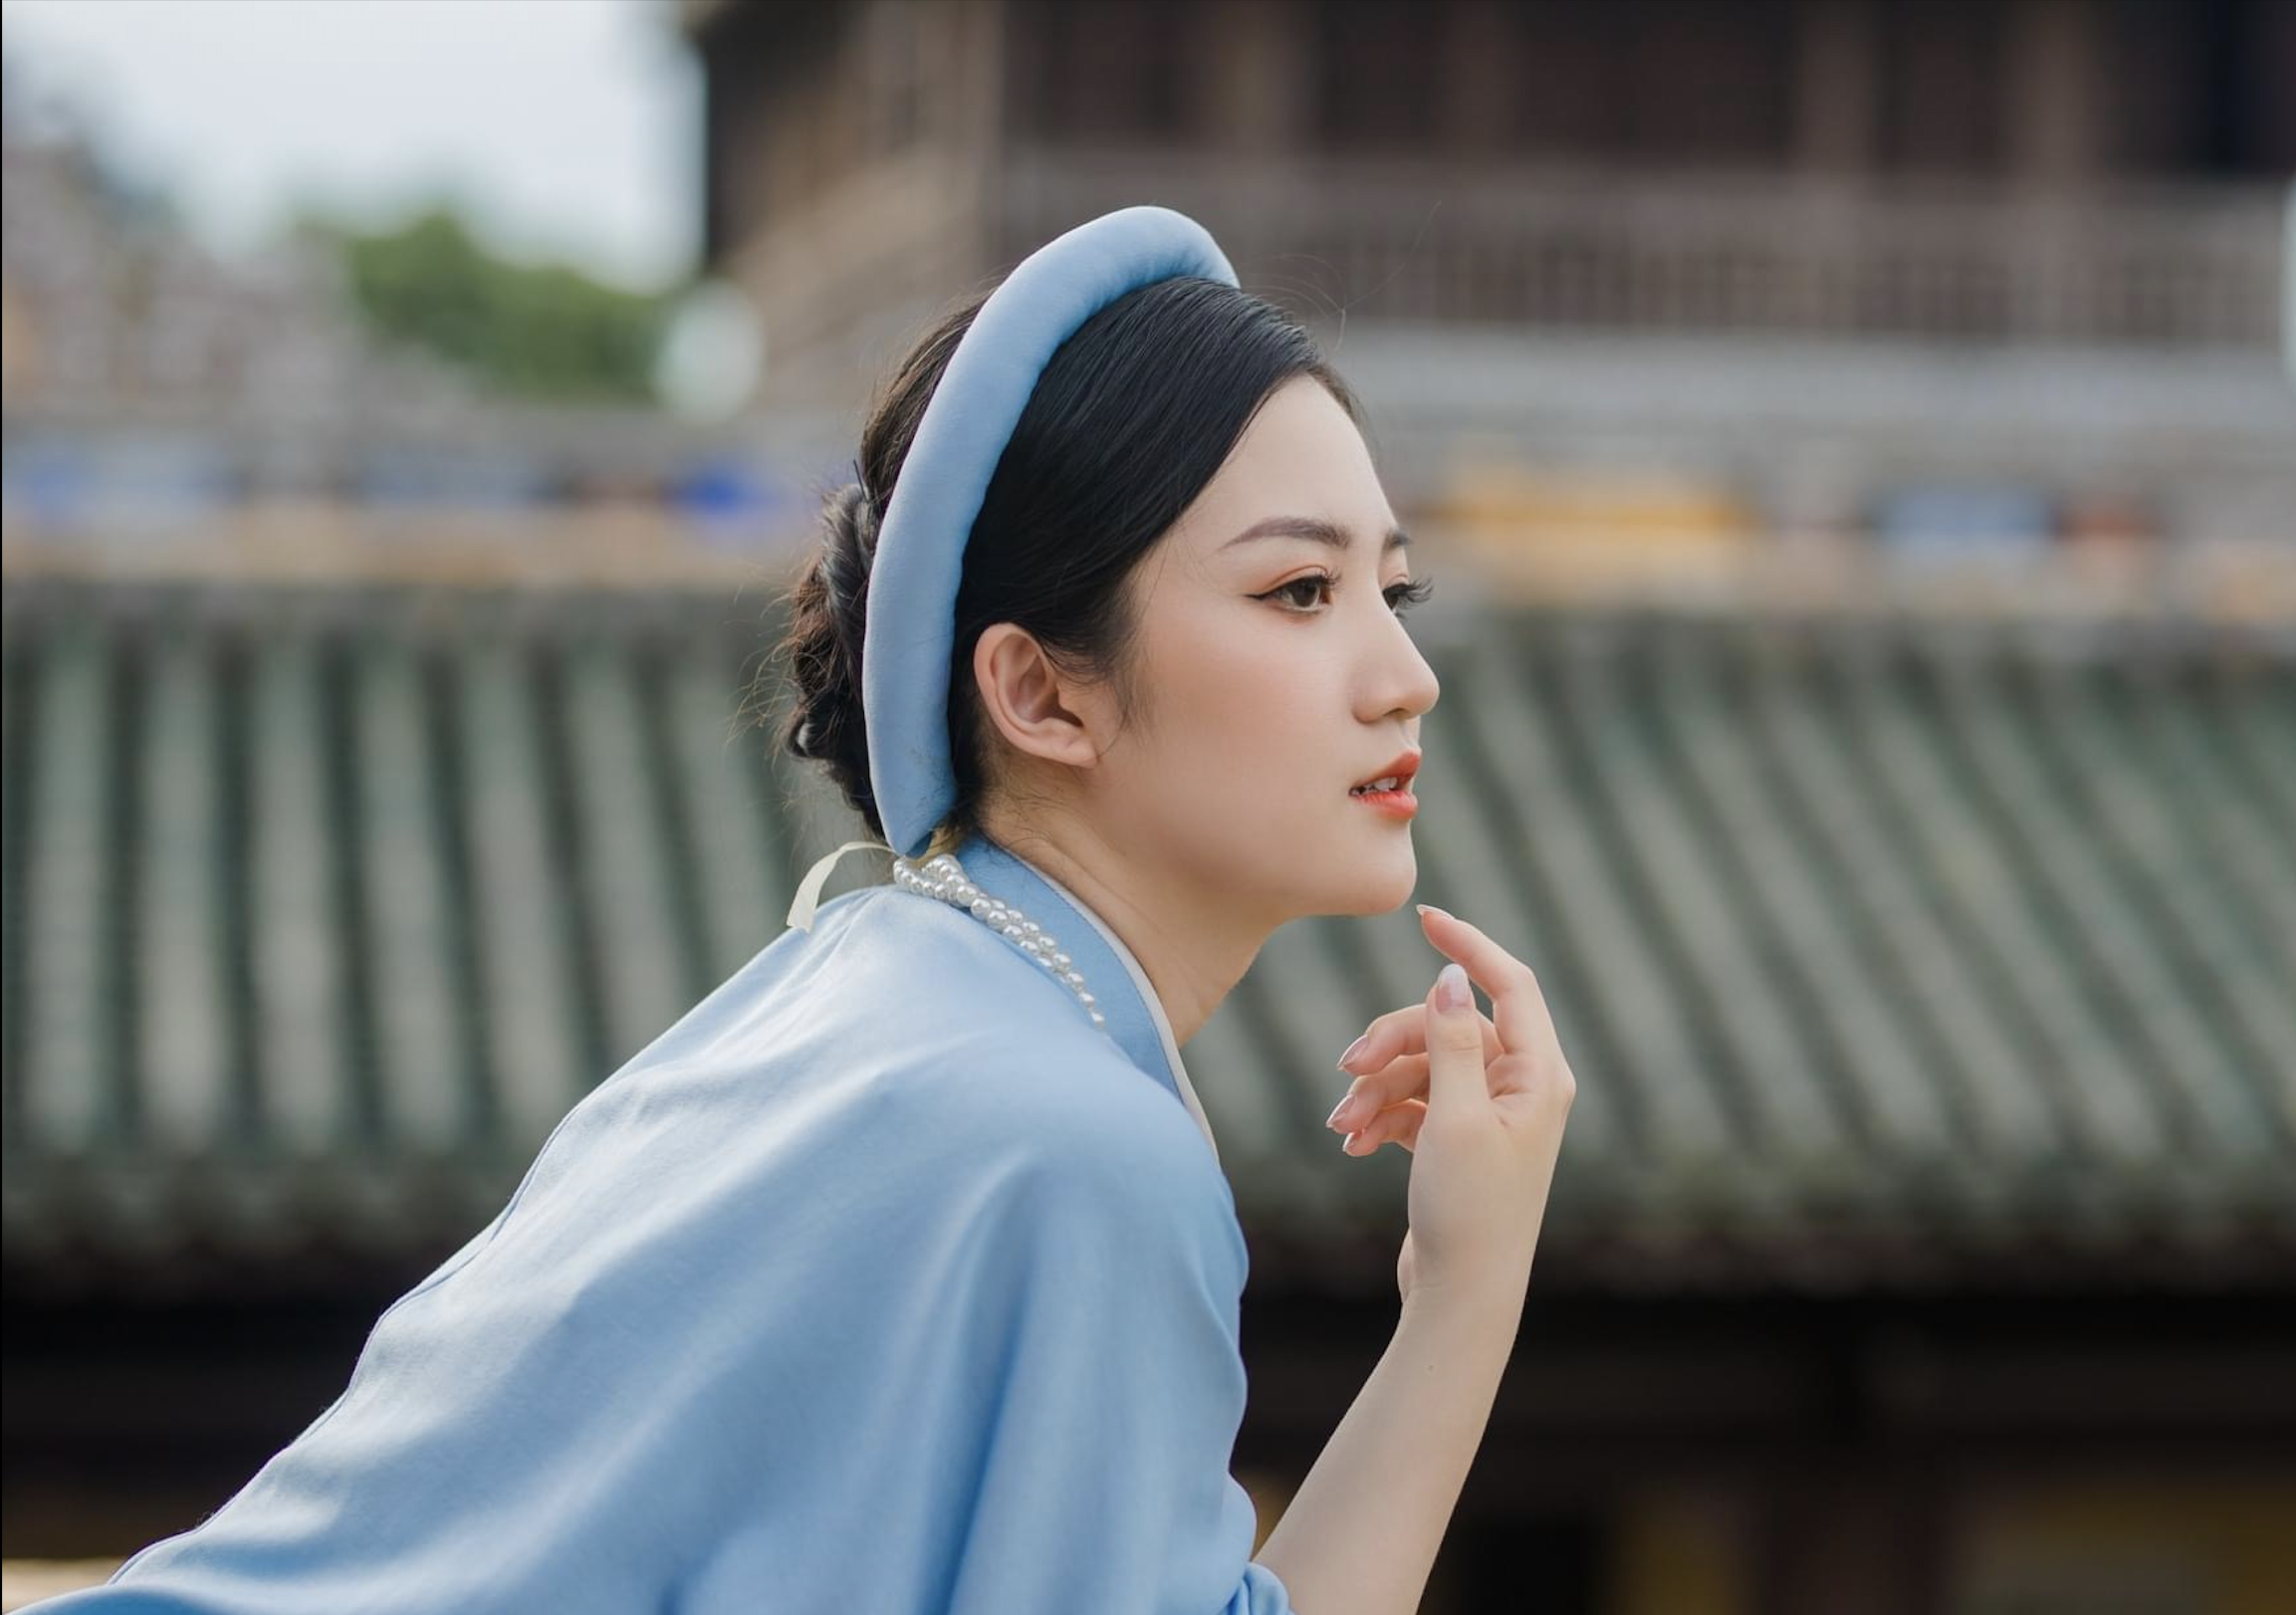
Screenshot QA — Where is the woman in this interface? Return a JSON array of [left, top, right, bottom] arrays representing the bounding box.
[[46, 208, 1576, 1614]]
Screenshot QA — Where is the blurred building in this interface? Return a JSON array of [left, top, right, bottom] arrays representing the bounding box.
[[2, 126, 454, 427], [686, 0, 2295, 607], [0, 105, 797, 570], [1, 115, 479, 510]]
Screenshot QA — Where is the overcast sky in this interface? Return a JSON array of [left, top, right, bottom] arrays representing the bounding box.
[[2, 0, 700, 291]]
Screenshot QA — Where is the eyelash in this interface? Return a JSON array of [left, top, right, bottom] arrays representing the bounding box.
[[1260, 572, 1436, 618]]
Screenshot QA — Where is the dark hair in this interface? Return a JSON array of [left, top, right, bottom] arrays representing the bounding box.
[[765, 272, 1364, 852]]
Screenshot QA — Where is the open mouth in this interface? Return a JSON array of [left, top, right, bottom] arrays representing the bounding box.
[[1349, 751, 1422, 798], [1348, 752, 1420, 816], [1349, 779, 1418, 817]]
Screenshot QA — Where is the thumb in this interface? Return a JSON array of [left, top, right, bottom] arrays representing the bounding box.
[[1423, 961, 1488, 1114]]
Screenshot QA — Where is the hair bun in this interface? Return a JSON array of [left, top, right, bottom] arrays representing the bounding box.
[[818, 482, 877, 621], [772, 481, 887, 832]]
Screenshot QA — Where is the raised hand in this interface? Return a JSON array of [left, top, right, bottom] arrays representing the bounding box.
[[1328, 905, 1576, 1303]]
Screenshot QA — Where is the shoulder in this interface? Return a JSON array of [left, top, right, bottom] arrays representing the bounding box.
[[915, 1011, 1217, 1199], [843, 960, 1240, 1269], [818, 888, 1219, 1172], [653, 882, 1241, 1254]]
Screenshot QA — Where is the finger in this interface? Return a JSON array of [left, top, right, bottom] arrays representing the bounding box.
[[1341, 1098, 1427, 1156], [1336, 1003, 1501, 1075], [1328, 1053, 1429, 1132], [1328, 1005, 1499, 1133], [1423, 961, 1490, 1114], [1350, 1097, 1428, 1155], [1417, 906, 1556, 1077]]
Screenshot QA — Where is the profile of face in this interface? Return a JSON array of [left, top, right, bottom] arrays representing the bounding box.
[[976, 373, 1442, 936]]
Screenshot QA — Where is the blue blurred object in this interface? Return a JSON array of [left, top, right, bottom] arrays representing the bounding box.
[[0, 436, 91, 530], [353, 448, 554, 508], [0, 431, 239, 536], [672, 455, 801, 549], [672, 456, 767, 519], [1871, 483, 2056, 561]]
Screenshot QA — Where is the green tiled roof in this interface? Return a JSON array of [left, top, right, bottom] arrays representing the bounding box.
[[4, 578, 2291, 1290]]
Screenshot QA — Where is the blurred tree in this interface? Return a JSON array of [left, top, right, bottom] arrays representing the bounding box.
[[307, 205, 676, 404]]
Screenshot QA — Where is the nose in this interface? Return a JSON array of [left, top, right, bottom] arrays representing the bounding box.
[[1362, 605, 1440, 726]]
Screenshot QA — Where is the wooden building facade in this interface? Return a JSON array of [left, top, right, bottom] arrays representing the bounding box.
[[682, 0, 2294, 420]]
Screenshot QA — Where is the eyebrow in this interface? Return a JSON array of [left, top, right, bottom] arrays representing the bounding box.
[[1221, 515, 1411, 556]]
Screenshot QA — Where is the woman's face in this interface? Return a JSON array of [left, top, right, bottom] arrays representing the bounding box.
[[1082, 373, 1442, 926]]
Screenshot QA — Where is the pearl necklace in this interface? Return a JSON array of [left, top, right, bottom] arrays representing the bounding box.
[[892, 851, 1105, 1030]]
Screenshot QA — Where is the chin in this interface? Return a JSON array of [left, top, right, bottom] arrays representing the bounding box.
[[1334, 835, 1419, 915]]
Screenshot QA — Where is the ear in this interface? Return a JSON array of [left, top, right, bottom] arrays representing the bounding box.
[[971, 623, 1107, 770]]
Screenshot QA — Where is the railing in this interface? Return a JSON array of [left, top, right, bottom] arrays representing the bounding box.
[[998, 147, 2285, 348]]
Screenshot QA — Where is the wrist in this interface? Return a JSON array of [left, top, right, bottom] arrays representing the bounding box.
[[1400, 1262, 1530, 1334]]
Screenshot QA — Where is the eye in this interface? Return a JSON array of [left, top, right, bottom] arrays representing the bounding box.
[[1263, 574, 1335, 610], [1386, 576, 1435, 617], [1258, 573, 1437, 617]]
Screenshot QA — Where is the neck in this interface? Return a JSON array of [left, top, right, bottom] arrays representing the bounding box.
[[970, 808, 1267, 1047]]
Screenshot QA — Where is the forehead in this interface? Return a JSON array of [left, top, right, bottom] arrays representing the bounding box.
[[1165, 375, 1397, 562]]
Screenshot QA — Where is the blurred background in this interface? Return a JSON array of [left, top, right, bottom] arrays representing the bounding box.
[[3, 1, 2292, 1609]]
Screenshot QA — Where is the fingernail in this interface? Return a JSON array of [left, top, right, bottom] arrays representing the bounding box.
[[1335, 1034, 1371, 1070], [1416, 903, 1453, 922], [1339, 1130, 1358, 1154], [1437, 961, 1472, 1012], [1325, 1091, 1360, 1129]]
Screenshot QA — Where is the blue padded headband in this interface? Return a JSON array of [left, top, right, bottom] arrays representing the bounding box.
[[860, 204, 1238, 860]]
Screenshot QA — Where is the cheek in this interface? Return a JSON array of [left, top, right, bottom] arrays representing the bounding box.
[[1161, 623, 1331, 783], [1193, 624, 1283, 697]]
